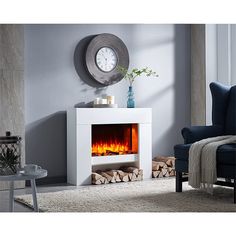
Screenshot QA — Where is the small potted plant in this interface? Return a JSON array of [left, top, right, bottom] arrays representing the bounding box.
[[119, 66, 158, 108], [0, 148, 20, 175]]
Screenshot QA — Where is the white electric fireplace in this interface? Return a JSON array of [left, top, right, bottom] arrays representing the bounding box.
[[67, 108, 152, 185]]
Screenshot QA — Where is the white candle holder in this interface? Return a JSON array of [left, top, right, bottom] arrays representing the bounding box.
[[106, 96, 115, 105]]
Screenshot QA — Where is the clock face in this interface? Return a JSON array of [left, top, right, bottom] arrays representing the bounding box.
[[96, 47, 117, 72]]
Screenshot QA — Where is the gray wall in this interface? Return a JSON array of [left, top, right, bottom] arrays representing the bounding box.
[[0, 25, 25, 189], [24, 24, 191, 181]]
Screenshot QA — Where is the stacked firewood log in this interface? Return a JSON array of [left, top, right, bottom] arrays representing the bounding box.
[[92, 167, 143, 185], [152, 156, 175, 178]]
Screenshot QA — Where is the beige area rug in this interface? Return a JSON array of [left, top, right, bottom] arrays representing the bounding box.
[[15, 178, 236, 212]]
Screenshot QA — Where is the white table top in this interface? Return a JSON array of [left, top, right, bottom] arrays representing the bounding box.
[[0, 169, 47, 181]]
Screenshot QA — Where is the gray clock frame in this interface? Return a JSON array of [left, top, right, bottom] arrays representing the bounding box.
[[85, 33, 129, 86]]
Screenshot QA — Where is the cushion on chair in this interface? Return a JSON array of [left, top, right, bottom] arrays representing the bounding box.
[[217, 144, 236, 165], [225, 85, 236, 135], [210, 82, 230, 127], [174, 143, 236, 165]]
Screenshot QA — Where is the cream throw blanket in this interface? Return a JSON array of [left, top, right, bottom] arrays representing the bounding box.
[[188, 135, 236, 194]]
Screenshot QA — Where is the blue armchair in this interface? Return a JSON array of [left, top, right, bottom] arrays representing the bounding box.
[[174, 82, 236, 203]]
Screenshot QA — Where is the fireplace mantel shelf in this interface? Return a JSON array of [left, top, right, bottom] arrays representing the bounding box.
[[67, 108, 152, 186], [74, 108, 152, 125]]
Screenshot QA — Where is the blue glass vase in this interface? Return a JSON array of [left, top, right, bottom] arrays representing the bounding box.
[[127, 86, 135, 108]]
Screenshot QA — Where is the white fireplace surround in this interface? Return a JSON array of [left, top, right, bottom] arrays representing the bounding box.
[[67, 108, 152, 185]]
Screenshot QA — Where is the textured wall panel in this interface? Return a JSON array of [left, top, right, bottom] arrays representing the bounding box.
[[0, 25, 24, 190], [191, 25, 206, 125]]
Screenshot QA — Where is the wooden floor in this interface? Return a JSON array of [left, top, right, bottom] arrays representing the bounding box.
[[0, 183, 77, 212]]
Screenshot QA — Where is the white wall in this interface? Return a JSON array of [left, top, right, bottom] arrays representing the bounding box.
[[206, 24, 217, 125], [206, 24, 236, 86], [25, 24, 191, 179], [230, 25, 236, 85], [205, 24, 236, 125]]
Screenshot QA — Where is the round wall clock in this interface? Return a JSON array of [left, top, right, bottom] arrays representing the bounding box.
[[85, 33, 129, 86]]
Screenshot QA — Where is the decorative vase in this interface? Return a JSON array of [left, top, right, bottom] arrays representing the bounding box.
[[127, 86, 135, 108]]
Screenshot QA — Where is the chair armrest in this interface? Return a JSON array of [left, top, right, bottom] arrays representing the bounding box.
[[181, 125, 224, 144]]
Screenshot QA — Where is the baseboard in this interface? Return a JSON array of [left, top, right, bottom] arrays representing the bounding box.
[[26, 176, 67, 186]]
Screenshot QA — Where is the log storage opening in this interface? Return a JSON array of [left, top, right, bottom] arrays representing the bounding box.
[[152, 156, 175, 178], [92, 167, 143, 185]]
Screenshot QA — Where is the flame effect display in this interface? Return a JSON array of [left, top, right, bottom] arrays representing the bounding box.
[[92, 140, 129, 156], [92, 124, 138, 156]]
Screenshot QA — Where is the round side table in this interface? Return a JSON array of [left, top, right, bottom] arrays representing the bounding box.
[[0, 169, 47, 212]]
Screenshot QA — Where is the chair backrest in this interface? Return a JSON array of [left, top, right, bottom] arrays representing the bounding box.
[[210, 82, 236, 135]]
